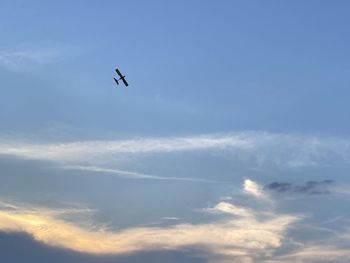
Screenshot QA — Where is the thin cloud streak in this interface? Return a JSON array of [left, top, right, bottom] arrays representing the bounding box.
[[64, 165, 224, 183]]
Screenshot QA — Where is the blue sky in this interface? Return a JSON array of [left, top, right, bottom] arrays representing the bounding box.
[[1, 1, 350, 262], [1, 0, 350, 137]]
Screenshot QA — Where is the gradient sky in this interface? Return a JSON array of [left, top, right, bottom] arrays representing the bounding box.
[[1, 1, 350, 262]]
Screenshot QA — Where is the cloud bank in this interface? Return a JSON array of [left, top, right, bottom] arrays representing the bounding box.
[[0, 180, 299, 262], [0, 177, 348, 262]]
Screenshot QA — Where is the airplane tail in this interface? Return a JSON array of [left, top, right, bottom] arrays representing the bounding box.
[[113, 78, 119, 85]]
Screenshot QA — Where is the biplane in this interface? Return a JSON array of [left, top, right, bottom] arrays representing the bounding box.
[[113, 68, 129, 87]]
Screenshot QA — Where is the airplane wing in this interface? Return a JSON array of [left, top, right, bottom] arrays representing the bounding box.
[[121, 77, 129, 87], [115, 68, 123, 78]]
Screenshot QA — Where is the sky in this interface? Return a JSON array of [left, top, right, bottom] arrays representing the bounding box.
[[1, 1, 350, 262]]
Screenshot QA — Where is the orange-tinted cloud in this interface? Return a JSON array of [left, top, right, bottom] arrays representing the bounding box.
[[0, 193, 299, 259]]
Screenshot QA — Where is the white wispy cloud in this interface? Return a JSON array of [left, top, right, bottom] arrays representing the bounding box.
[[0, 133, 252, 161], [1, 132, 350, 185], [0, 49, 60, 72], [1, 132, 349, 168]]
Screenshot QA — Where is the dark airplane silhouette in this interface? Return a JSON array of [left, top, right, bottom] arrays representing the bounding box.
[[114, 68, 129, 87]]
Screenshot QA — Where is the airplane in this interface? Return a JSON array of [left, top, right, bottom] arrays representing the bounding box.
[[114, 68, 129, 87]]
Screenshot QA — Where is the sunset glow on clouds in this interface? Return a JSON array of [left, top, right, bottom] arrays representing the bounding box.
[[0, 133, 350, 262], [0, 179, 299, 260], [2, 1, 350, 262]]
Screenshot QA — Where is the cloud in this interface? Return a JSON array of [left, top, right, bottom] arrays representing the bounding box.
[[64, 165, 224, 183], [1, 132, 349, 262], [0, 133, 252, 162], [243, 179, 266, 198], [206, 202, 253, 218], [0, 231, 205, 263], [161, 217, 181, 221], [1, 132, 350, 170], [264, 180, 334, 195], [0, 180, 300, 261], [0, 49, 59, 72], [275, 246, 350, 263], [243, 179, 272, 203], [272, 235, 350, 263]]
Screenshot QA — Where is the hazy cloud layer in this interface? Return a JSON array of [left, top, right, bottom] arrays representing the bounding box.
[[0, 49, 61, 72]]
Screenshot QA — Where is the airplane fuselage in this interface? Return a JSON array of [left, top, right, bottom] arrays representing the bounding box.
[[114, 68, 129, 87]]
